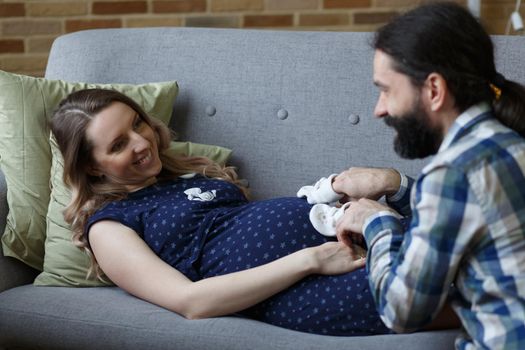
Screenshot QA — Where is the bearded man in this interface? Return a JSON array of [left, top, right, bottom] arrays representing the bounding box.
[[334, 2, 525, 349]]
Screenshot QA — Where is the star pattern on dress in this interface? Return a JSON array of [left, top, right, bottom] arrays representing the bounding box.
[[87, 176, 389, 336]]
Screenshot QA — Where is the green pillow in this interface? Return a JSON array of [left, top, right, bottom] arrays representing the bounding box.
[[0, 69, 179, 271], [166, 141, 232, 165], [34, 138, 232, 286]]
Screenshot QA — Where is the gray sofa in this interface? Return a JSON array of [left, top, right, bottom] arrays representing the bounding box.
[[1, 27, 525, 350]]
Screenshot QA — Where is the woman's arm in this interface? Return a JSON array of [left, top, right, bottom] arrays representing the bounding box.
[[89, 220, 365, 319]]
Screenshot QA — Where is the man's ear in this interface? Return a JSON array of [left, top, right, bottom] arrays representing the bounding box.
[[423, 72, 448, 112]]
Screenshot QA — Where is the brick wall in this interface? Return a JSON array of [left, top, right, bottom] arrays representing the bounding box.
[[0, 0, 523, 76]]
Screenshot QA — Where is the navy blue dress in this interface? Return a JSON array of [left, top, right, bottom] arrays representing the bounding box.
[[86, 175, 390, 336]]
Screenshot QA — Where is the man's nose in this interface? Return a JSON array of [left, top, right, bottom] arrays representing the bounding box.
[[374, 95, 388, 118]]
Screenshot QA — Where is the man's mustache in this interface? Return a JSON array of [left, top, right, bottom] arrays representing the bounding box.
[[383, 115, 399, 128]]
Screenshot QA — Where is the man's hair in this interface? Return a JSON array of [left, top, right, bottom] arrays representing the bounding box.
[[373, 1, 525, 137]]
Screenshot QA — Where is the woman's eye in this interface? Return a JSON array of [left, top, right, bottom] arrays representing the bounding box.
[[111, 140, 125, 152], [133, 118, 144, 130]]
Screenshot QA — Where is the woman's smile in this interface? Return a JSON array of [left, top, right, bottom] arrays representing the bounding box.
[[134, 151, 152, 166]]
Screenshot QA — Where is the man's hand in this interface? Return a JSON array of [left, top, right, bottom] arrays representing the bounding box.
[[335, 198, 395, 247], [332, 167, 401, 201], [297, 174, 343, 204]]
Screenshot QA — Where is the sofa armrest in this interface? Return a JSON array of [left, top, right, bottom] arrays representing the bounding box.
[[0, 169, 38, 293]]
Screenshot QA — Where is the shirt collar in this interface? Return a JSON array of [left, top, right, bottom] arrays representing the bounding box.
[[438, 102, 491, 152]]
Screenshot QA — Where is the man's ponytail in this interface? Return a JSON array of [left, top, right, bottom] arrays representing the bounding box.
[[492, 79, 525, 137]]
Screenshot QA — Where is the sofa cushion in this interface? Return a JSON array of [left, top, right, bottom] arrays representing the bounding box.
[[0, 284, 459, 350], [0, 70, 179, 272]]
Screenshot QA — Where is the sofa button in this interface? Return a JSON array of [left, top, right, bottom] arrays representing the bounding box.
[[206, 106, 216, 117], [348, 114, 360, 124], [277, 108, 288, 120]]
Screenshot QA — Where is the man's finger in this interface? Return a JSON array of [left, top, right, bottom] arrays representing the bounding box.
[[350, 257, 366, 269], [337, 229, 353, 247]]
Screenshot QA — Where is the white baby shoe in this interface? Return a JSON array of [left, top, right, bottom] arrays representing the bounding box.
[[184, 187, 217, 201], [309, 202, 352, 237], [297, 174, 343, 204]]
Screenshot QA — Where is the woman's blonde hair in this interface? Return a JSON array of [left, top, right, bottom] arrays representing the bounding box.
[[51, 88, 247, 281]]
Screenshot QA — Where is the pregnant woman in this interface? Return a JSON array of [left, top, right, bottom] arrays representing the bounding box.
[[51, 88, 389, 336]]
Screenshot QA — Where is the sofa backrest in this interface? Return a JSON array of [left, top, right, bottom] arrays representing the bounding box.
[[45, 28, 525, 200]]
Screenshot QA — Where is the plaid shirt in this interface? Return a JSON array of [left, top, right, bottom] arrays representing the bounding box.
[[363, 103, 525, 350]]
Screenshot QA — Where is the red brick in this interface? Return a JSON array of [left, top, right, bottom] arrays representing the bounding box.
[[324, 0, 370, 9], [0, 39, 24, 54], [300, 13, 349, 26], [354, 11, 398, 25], [92, 1, 147, 15], [0, 55, 48, 75], [266, 0, 318, 11], [211, 0, 263, 12], [27, 37, 55, 53], [2, 20, 62, 36], [28, 2, 87, 17], [153, 0, 206, 13], [244, 14, 294, 27], [65, 19, 122, 33], [0, 3, 25, 17], [185, 16, 240, 28], [375, 0, 416, 6], [125, 17, 183, 27]]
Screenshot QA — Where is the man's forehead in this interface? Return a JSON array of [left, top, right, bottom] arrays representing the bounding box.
[[373, 50, 408, 83], [373, 50, 396, 71]]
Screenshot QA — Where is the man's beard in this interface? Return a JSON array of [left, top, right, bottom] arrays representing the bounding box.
[[383, 100, 443, 159]]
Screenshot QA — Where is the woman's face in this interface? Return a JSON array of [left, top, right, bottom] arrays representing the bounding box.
[[86, 101, 162, 191]]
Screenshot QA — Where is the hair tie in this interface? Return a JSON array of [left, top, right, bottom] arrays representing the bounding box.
[[490, 72, 505, 100], [490, 83, 502, 101]]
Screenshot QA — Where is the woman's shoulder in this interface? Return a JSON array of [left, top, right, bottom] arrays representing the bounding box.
[[85, 195, 148, 241]]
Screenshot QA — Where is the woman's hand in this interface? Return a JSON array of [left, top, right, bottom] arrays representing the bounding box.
[[309, 241, 366, 275], [332, 167, 401, 201]]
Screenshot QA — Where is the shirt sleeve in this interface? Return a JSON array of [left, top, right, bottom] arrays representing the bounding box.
[[84, 205, 144, 244], [385, 172, 414, 217], [363, 165, 473, 332]]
